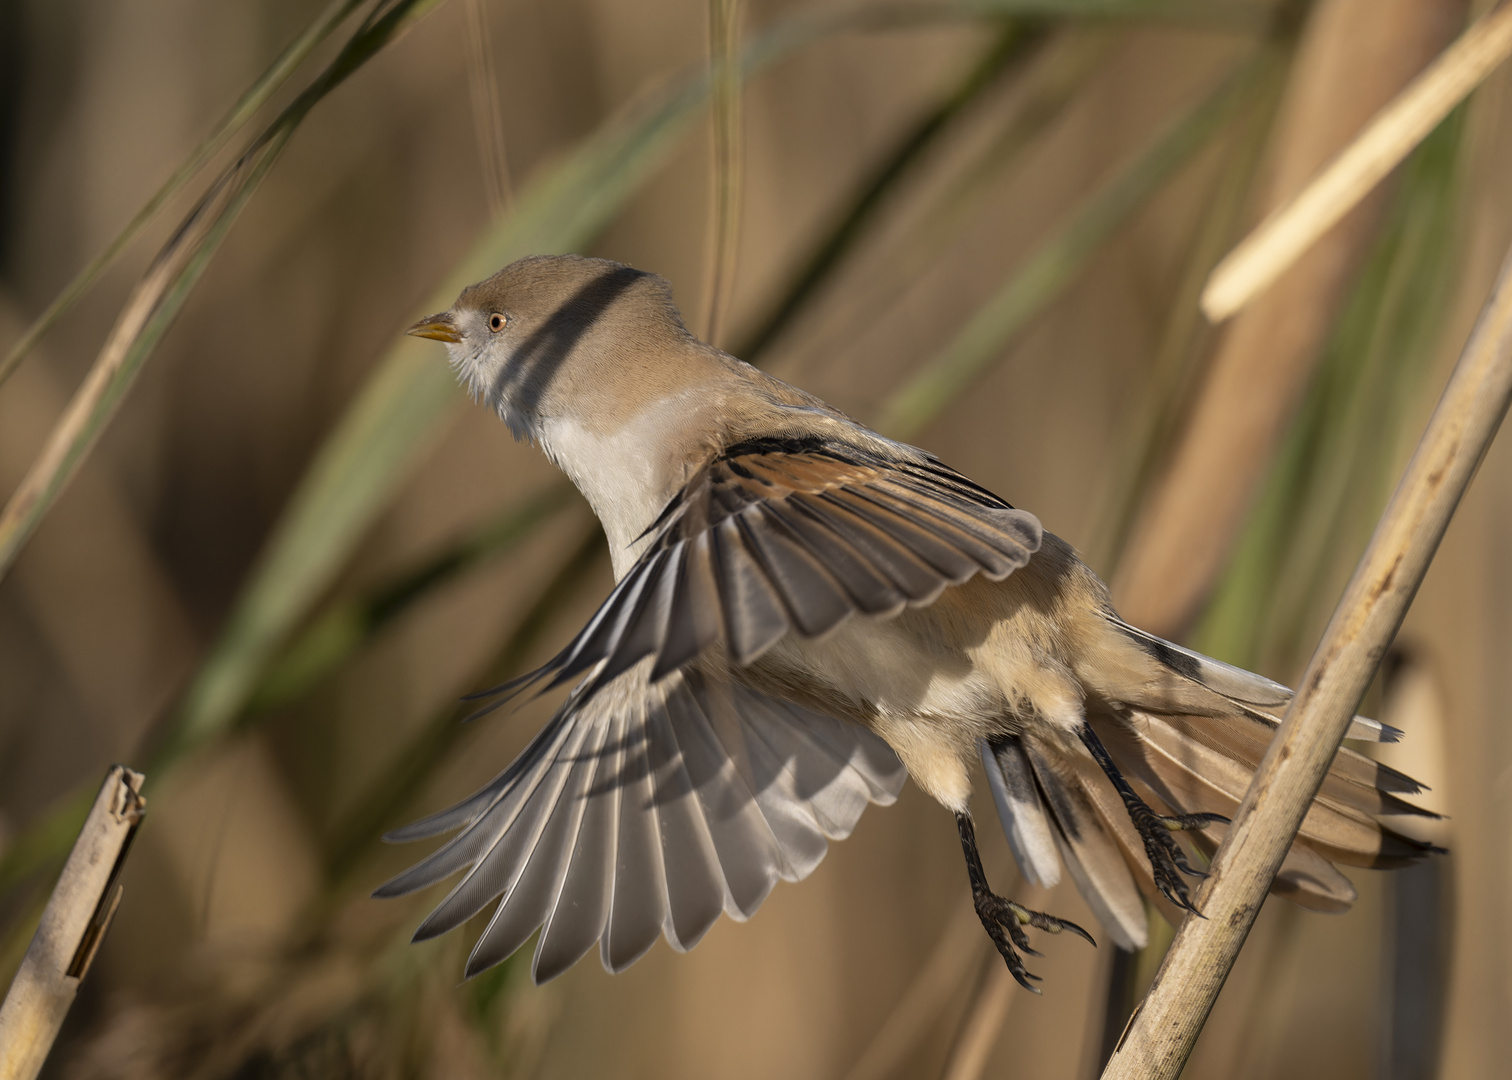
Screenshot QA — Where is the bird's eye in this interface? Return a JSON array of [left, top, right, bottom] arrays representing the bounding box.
[[488, 313, 507, 332]]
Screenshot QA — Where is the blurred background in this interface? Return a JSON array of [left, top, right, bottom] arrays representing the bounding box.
[[0, 0, 1508, 1077]]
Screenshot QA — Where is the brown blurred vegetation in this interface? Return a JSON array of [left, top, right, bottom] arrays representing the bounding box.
[[0, 0, 1509, 1077]]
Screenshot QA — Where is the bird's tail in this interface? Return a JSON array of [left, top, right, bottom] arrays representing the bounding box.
[[981, 613, 1440, 950]]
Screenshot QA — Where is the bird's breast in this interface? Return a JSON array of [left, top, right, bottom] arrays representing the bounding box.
[[539, 393, 717, 578], [762, 614, 1004, 726]]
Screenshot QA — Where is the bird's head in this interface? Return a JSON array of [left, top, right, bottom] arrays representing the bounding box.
[[407, 254, 695, 441]]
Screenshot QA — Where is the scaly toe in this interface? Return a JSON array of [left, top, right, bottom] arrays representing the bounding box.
[[1007, 901, 1097, 948], [1160, 811, 1229, 832]]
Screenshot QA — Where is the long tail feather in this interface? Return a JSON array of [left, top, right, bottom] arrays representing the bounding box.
[[979, 735, 1061, 888], [1019, 739, 1148, 949], [991, 614, 1443, 945]]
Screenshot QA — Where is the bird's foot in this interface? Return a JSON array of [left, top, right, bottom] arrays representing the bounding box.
[[1126, 803, 1225, 914], [1076, 724, 1229, 915], [957, 810, 1094, 993], [972, 889, 1096, 992]]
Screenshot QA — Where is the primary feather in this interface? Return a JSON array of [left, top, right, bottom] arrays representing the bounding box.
[[377, 662, 905, 982]]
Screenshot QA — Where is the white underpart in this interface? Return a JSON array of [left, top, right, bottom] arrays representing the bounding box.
[[538, 393, 710, 578], [767, 618, 1006, 811]]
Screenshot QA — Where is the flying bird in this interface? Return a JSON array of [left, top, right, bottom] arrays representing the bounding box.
[[379, 254, 1436, 989]]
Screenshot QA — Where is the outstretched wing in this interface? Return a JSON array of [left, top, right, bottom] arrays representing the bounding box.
[[478, 436, 1042, 711], [376, 662, 906, 983]]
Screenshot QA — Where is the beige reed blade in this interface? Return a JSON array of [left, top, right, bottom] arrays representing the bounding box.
[[1201, 0, 1512, 322]]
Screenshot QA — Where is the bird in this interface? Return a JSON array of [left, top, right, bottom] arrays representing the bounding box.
[[377, 253, 1437, 990]]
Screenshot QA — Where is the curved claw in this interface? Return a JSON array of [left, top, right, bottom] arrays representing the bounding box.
[[1012, 903, 1097, 948], [1162, 811, 1230, 832], [1009, 963, 1044, 993], [1155, 869, 1191, 906], [988, 931, 1044, 992], [1051, 917, 1097, 948], [1165, 844, 1207, 879]]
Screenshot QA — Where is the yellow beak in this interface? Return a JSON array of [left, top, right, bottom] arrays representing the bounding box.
[[407, 313, 462, 343]]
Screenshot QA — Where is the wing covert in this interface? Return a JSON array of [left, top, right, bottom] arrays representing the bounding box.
[[477, 438, 1041, 711]]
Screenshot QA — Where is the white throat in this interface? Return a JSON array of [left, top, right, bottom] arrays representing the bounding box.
[[537, 391, 710, 579]]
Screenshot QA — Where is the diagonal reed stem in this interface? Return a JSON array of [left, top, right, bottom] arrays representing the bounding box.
[[0, 0, 365, 390], [0, 0, 447, 587], [1101, 235, 1512, 1079]]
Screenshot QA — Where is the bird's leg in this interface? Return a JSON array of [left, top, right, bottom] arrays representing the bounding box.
[[1076, 723, 1228, 914], [955, 810, 1094, 992]]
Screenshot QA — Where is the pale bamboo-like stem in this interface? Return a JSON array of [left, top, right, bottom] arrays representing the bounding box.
[[0, 768, 145, 1080], [1201, 0, 1512, 322], [1102, 238, 1512, 1080]]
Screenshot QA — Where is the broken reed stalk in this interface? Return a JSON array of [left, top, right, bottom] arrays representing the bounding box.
[[1201, 0, 1512, 322], [0, 767, 145, 1080], [1101, 237, 1512, 1080]]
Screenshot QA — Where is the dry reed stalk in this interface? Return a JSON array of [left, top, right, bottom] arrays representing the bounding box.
[[1202, 0, 1512, 321], [1112, 0, 1466, 637], [0, 0, 364, 391], [0, 768, 145, 1080], [1100, 235, 1512, 1080], [0, 0, 444, 588], [0, 151, 276, 587]]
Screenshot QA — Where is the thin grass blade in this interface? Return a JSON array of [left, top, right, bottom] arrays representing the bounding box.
[[0, 0, 365, 389], [736, 21, 1046, 361], [0, 0, 449, 584], [701, 0, 745, 347]]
